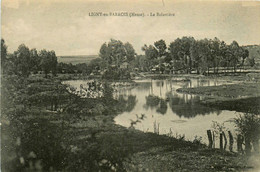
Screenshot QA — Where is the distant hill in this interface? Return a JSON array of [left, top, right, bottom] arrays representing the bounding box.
[[57, 55, 99, 65], [243, 45, 260, 64]]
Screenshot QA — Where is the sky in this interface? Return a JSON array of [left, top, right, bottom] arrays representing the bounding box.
[[1, 0, 260, 56]]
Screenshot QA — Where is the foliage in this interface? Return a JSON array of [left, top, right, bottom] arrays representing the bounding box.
[[169, 37, 195, 73], [193, 136, 203, 145], [234, 113, 260, 143], [102, 67, 131, 80], [88, 58, 106, 72], [133, 55, 154, 71], [233, 113, 260, 154], [141, 44, 159, 70], [2, 36, 252, 77], [39, 49, 58, 77], [99, 39, 136, 67], [124, 42, 136, 62], [136, 37, 251, 74], [1, 39, 58, 77], [247, 57, 255, 67], [1, 75, 117, 171], [12, 44, 32, 76], [1, 38, 8, 73], [154, 39, 167, 57], [30, 48, 41, 73], [57, 62, 77, 74], [211, 121, 227, 134]]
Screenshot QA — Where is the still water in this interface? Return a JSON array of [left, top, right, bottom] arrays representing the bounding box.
[[113, 78, 240, 145], [65, 78, 241, 146]]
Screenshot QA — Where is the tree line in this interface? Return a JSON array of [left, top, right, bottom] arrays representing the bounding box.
[[1, 39, 107, 77], [1, 37, 252, 77], [98, 37, 251, 75], [1, 39, 57, 77], [141, 37, 250, 74]]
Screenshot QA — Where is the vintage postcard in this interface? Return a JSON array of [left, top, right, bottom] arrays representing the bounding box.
[[1, 0, 260, 171]]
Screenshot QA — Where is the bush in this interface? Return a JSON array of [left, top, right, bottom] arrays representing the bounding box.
[[234, 113, 260, 154], [102, 68, 131, 81]]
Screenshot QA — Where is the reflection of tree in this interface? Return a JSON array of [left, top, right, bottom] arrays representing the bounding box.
[[118, 95, 137, 112], [144, 95, 168, 115], [135, 82, 151, 91], [156, 81, 164, 87], [179, 81, 190, 88], [156, 99, 167, 115], [169, 93, 221, 118], [145, 95, 160, 108]]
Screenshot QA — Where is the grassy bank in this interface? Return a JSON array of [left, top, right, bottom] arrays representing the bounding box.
[[177, 82, 260, 113], [54, 107, 251, 171], [177, 83, 260, 98]]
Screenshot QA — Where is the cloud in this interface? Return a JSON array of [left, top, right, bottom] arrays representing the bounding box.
[[1, 1, 260, 55], [2, 0, 20, 9], [2, 18, 40, 52]]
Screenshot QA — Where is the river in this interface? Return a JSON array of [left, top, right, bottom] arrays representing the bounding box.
[[65, 78, 241, 148]]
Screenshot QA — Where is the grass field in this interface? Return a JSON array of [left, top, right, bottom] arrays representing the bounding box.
[[177, 81, 260, 114], [57, 55, 98, 64]]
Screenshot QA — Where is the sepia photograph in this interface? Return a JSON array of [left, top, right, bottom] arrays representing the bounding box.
[[1, 0, 260, 171]]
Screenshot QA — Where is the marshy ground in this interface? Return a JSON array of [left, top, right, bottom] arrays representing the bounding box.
[[1, 73, 259, 171]]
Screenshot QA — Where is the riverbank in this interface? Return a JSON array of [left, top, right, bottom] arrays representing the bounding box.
[[62, 108, 252, 171], [55, 75, 254, 171], [177, 82, 260, 114], [1, 74, 256, 171]]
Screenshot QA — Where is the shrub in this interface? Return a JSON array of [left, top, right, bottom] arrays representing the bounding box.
[[102, 68, 131, 81], [234, 113, 260, 154]]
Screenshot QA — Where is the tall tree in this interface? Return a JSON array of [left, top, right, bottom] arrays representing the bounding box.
[[99, 39, 136, 67], [169, 37, 195, 73], [241, 49, 249, 67], [141, 44, 159, 70], [197, 39, 211, 75], [209, 37, 221, 74], [154, 40, 168, 72], [107, 39, 126, 67], [39, 50, 57, 77], [219, 41, 228, 73], [13, 44, 31, 76], [1, 39, 8, 74], [124, 42, 136, 63], [142, 44, 158, 60], [50, 50, 58, 76], [154, 39, 167, 58], [229, 41, 240, 72], [99, 43, 111, 65], [30, 48, 40, 73], [190, 41, 201, 74]]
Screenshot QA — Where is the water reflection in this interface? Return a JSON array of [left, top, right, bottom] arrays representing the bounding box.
[[114, 78, 238, 144], [133, 79, 224, 118], [117, 95, 137, 113], [168, 93, 221, 118], [156, 99, 168, 115], [64, 79, 238, 145], [64, 78, 235, 119], [144, 95, 160, 109], [144, 95, 168, 115]]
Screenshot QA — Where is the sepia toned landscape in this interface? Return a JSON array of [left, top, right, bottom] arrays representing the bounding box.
[[1, 0, 260, 171]]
